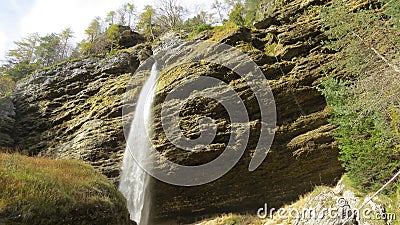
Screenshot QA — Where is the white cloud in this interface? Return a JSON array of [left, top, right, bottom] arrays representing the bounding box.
[[19, 0, 136, 42], [0, 31, 7, 61], [0, 0, 214, 61], [19, 0, 214, 41]]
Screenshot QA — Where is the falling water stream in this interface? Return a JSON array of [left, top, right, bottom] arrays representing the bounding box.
[[119, 62, 158, 225]]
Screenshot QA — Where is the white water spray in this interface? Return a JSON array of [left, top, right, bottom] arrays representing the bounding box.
[[119, 62, 158, 225]]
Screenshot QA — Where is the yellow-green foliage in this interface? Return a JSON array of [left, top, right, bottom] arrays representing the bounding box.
[[264, 42, 281, 56], [0, 153, 126, 224], [0, 76, 15, 98], [320, 0, 400, 192], [195, 178, 400, 225], [38, 54, 105, 73], [341, 175, 400, 225], [262, 33, 281, 56], [235, 42, 257, 52], [209, 21, 239, 42], [273, 0, 289, 9], [197, 213, 266, 225], [389, 104, 400, 136], [156, 62, 198, 93]]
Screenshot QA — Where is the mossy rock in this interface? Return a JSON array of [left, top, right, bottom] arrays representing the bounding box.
[[0, 153, 132, 225]]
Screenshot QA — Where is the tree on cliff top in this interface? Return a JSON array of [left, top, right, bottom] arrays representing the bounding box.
[[117, 3, 137, 27], [1, 29, 75, 81], [229, 2, 245, 26], [155, 0, 188, 31], [81, 17, 107, 55], [136, 5, 160, 40], [59, 28, 74, 60], [106, 11, 116, 25]]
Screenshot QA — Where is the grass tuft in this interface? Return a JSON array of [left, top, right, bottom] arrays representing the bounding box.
[[0, 153, 129, 225]]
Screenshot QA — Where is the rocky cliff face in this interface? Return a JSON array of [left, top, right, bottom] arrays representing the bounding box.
[[149, 0, 344, 222], [0, 97, 15, 147], [1, 0, 344, 223], [9, 44, 152, 185]]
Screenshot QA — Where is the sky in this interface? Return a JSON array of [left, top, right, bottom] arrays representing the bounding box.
[[0, 0, 213, 63]]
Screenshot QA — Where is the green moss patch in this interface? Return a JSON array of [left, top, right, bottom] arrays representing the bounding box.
[[0, 153, 130, 225]]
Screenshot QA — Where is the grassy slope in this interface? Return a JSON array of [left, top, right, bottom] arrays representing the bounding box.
[[0, 153, 130, 225]]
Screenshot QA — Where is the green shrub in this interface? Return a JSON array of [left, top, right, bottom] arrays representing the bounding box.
[[194, 24, 214, 34], [209, 21, 239, 42], [319, 0, 400, 193], [0, 76, 15, 98], [229, 3, 246, 27], [320, 77, 399, 192]]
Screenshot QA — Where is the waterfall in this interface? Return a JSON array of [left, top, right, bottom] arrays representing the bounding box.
[[119, 62, 158, 225]]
